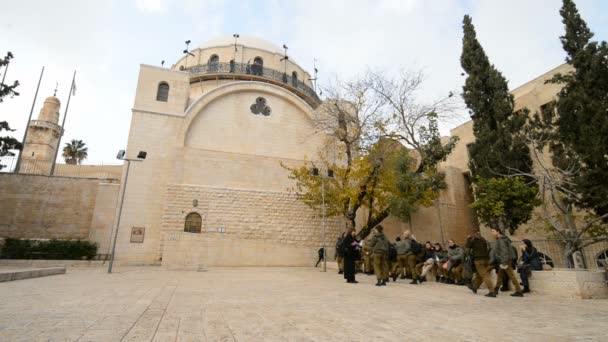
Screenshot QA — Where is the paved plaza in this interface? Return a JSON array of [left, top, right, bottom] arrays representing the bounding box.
[[0, 267, 607, 341]]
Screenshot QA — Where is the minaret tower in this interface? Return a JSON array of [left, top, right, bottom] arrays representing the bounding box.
[[20, 94, 63, 175]]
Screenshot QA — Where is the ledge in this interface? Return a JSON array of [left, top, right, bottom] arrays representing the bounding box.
[[0, 266, 66, 282]]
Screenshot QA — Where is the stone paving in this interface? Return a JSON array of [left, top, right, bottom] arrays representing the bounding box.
[[0, 267, 607, 341]]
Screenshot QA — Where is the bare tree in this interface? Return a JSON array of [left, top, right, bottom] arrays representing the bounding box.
[[506, 131, 608, 268], [367, 70, 461, 172]]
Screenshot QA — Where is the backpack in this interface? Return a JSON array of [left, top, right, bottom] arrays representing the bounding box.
[[410, 239, 421, 255], [388, 243, 397, 261]]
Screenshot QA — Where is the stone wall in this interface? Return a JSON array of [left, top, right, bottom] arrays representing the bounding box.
[[159, 183, 343, 266], [0, 174, 118, 249], [162, 232, 322, 268]]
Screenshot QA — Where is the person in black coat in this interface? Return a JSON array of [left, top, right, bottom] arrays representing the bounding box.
[[517, 239, 542, 293], [342, 229, 361, 283]]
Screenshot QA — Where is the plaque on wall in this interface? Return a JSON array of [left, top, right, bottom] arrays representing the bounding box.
[[130, 227, 145, 243]]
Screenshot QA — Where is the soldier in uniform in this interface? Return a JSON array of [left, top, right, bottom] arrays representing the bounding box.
[[368, 225, 390, 286], [362, 239, 374, 275], [403, 231, 421, 284], [434, 243, 448, 282], [446, 239, 465, 284], [335, 232, 345, 274], [465, 232, 494, 295], [393, 235, 409, 281], [489, 228, 524, 297]]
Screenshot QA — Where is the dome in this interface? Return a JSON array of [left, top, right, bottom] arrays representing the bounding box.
[[198, 35, 286, 56]]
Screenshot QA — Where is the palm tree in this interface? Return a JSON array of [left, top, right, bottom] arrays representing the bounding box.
[[62, 139, 88, 165]]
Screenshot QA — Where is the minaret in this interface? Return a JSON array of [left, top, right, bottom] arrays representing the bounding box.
[[20, 95, 63, 175]]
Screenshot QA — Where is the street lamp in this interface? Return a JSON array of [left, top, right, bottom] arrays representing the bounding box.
[[312, 166, 333, 272], [107, 150, 147, 273]]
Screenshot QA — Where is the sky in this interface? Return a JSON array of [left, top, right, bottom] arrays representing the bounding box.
[[1, 0, 607, 165]]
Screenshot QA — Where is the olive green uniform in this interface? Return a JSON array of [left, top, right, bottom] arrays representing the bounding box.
[[447, 245, 464, 282], [493, 236, 522, 293], [465, 237, 494, 291], [368, 232, 390, 281], [393, 239, 410, 277]]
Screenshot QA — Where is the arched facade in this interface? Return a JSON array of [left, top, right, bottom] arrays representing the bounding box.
[[114, 37, 342, 268]]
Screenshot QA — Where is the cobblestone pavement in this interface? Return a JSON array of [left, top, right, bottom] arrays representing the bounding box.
[[0, 267, 606, 341]]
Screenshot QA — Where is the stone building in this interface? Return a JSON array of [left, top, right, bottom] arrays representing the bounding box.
[[1, 36, 607, 270]]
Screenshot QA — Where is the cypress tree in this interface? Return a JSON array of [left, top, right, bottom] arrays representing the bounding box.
[[461, 15, 533, 178], [460, 15, 537, 233], [551, 0, 608, 218]]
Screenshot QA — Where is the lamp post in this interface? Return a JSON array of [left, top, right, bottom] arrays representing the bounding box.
[[232, 33, 239, 63], [280, 44, 288, 83], [313, 167, 333, 272], [183, 40, 194, 69], [107, 150, 147, 274]]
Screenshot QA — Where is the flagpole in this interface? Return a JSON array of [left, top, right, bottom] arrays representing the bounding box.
[[14, 66, 45, 174], [50, 70, 76, 176]]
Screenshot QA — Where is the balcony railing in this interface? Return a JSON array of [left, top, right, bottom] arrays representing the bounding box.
[[187, 62, 321, 107]]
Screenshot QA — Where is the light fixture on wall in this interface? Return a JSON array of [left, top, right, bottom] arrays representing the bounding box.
[[107, 150, 148, 274]]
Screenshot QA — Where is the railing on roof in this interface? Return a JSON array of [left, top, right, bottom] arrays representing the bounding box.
[[186, 62, 321, 107]]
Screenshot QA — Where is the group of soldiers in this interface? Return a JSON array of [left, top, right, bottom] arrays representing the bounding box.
[[334, 224, 529, 297]]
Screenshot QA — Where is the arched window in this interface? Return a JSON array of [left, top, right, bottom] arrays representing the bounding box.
[[538, 252, 554, 268], [156, 82, 169, 102], [596, 249, 608, 268], [291, 71, 298, 87], [208, 54, 219, 72], [252, 57, 263, 76], [184, 212, 202, 233]]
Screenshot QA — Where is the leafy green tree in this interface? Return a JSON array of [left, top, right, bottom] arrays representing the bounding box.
[[62, 139, 88, 165], [390, 113, 457, 221], [548, 0, 608, 219], [470, 177, 539, 235], [0, 51, 21, 170], [460, 15, 537, 232]]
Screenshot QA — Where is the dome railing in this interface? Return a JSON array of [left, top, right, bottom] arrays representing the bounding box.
[[187, 62, 321, 106]]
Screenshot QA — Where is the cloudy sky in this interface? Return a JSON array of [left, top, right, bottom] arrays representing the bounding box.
[[1, 0, 607, 165]]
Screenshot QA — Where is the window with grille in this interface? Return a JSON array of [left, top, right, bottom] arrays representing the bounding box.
[[156, 82, 169, 102], [596, 249, 608, 268], [292, 71, 298, 87], [184, 212, 202, 233], [252, 57, 263, 76], [208, 55, 219, 72], [538, 252, 554, 268]]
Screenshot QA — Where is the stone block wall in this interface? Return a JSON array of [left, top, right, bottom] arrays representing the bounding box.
[[159, 183, 344, 266], [0, 174, 118, 249]]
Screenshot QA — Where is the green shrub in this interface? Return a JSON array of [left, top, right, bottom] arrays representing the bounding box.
[[0, 238, 98, 260]]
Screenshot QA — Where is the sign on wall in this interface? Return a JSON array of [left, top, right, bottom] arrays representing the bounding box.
[[130, 227, 145, 243]]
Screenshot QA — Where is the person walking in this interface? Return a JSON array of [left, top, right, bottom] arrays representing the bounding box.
[[489, 228, 524, 297], [335, 233, 345, 274], [315, 247, 325, 267], [517, 239, 542, 293], [342, 229, 361, 283], [368, 225, 390, 286], [465, 232, 494, 296]]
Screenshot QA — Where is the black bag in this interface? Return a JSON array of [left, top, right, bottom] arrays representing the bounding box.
[[388, 244, 397, 262], [410, 240, 421, 255]]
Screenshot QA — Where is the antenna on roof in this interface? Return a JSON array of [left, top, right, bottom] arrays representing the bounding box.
[[280, 44, 289, 82], [308, 58, 318, 94], [53, 82, 58, 97]]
